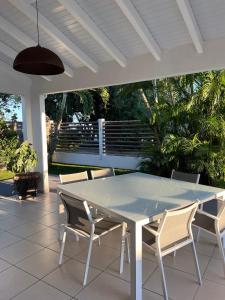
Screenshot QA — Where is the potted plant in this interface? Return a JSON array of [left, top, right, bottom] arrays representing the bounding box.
[[12, 141, 40, 200]]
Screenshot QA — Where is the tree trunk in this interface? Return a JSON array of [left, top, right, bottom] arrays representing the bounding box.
[[48, 93, 67, 163], [139, 88, 161, 148]]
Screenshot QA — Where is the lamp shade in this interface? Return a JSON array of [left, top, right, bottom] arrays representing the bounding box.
[[13, 45, 65, 75]]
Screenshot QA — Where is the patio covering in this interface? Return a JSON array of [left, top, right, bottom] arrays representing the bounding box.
[[1, 0, 225, 191]]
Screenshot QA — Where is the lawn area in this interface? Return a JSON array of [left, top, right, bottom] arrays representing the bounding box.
[[0, 170, 14, 181], [48, 162, 133, 177]]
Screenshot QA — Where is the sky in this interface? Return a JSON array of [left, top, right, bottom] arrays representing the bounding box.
[[5, 103, 22, 121]]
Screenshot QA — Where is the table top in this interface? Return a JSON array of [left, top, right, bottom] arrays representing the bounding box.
[[58, 172, 225, 225]]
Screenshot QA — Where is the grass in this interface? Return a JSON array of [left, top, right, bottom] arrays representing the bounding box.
[[0, 163, 132, 181], [48, 162, 133, 177], [0, 169, 14, 181]]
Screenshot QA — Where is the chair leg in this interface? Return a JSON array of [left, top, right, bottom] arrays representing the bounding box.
[[83, 237, 94, 286], [196, 204, 203, 243], [119, 222, 127, 274], [59, 229, 67, 265], [191, 241, 202, 285], [216, 234, 225, 277], [196, 228, 201, 243], [126, 235, 130, 264], [157, 254, 169, 300]]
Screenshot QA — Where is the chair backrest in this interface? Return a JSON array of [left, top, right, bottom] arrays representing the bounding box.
[[90, 168, 115, 180], [60, 193, 93, 233], [59, 171, 88, 185], [171, 169, 200, 184], [216, 197, 225, 232], [157, 202, 198, 250]]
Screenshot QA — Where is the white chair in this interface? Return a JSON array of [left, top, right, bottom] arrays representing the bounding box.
[[193, 196, 225, 276], [59, 192, 128, 286], [171, 169, 202, 242], [91, 167, 130, 272], [121, 202, 201, 300], [90, 167, 115, 180], [171, 169, 200, 184], [59, 171, 88, 184]]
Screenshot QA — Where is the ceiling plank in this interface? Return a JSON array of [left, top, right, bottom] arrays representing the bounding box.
[[0, 15, 74, 79], [176, 0, 203, 53], [58, 0, 127, 67], [8, 0, 98, 72], [115, 0, 161, 61]]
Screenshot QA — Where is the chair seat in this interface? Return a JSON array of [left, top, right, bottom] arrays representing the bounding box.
[[142, 225, 156, 246], [193, 212, 215, 233], [68, 217, 121, 237]]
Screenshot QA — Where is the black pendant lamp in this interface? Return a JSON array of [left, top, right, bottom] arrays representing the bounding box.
[[13, 0, 64, 75]]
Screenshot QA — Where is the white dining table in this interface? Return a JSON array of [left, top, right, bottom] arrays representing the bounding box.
[[57, 172, 225, 300]]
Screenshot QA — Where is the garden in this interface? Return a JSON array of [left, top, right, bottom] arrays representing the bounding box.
[[1, 70, 225, 188]]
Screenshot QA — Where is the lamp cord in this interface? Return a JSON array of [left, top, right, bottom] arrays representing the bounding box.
[[35, 0, 40, 46]]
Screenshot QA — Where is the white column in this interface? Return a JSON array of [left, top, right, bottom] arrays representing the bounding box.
[[98, 118, 105, 159], [21, 93, 49, 193], [21, 95, 33, 143]]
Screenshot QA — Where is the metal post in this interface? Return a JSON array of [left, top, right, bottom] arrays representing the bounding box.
[[98, 118, 105, 159]]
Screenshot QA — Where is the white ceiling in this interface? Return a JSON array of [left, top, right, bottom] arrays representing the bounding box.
[[1, 0, 225, 95]]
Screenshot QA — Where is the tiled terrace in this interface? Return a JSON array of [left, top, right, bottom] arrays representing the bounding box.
[[0, 176, 224, 300]]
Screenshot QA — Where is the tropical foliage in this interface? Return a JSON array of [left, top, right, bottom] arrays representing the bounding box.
[[137, 71, 225, 185]]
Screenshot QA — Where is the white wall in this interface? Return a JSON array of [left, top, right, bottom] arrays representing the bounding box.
[[53, 151, 142, 170], [0, 61, 31, 96]]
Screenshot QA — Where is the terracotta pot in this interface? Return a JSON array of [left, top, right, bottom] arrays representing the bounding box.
[[14, 172, 41, 200]]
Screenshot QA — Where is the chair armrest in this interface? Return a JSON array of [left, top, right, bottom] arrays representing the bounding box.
[[93, 217, 104, 223], [196, 209, 219, 221], [143, 225, 159, 236]]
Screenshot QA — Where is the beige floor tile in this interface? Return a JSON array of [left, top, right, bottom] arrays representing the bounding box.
[[0, 257, 12, 272], [12, 280, 70, 300], [0, 231, 21, 249], [0, 215, 28, 230], [101, 228, 123, 250], [75, 243, 120, 270], [47, 237, 88, 259], [27, 227, 59, 247], [106, 257, 157, 284], [76, 272, 163, 300], [76, 272, 130, 300], [204, 257, 225, 286], [16, 248, 68, 279], [0, 266, 37, 300], [163, 247, 210, 276], [144, 266, 199, 300], [143, 245, 157, 263], [195, 279, 225, 300], [183, 238, 216, 257], [0, 239, 43, 264], [43, 258, 101, 297], [37, 212, 60, 226], [212, 245, 225, 260], [8, 221, 47, 238]]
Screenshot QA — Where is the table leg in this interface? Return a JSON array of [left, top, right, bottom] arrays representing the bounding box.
[[130, 222, 142, 300]]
